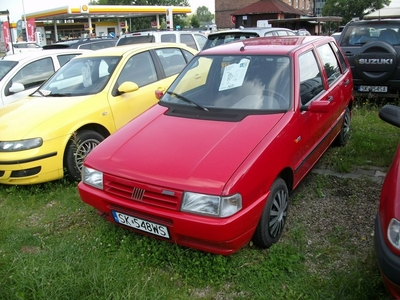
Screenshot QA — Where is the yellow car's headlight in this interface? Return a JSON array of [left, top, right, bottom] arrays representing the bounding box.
[[0, 138, 42, 151]]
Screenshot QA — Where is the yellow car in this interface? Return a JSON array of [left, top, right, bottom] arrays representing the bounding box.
[[0, 43, 197, 185]]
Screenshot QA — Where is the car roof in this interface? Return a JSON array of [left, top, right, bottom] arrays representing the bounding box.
[[207, 27, 295, 37], [0, 49, 92, 62], [72, 42, 196, 58], [200, 35, 332, 56], [121, 30, 203, 37]]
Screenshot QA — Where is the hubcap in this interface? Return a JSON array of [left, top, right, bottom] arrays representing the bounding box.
[[269, 189, 288, 238], [74, 139, 101, 172]]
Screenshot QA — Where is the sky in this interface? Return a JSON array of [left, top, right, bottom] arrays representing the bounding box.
[[0, 0, 215, 23]]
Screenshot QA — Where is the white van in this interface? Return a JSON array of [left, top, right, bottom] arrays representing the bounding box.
[[6, 42, 42, 56], [116, 31, 207, 51]]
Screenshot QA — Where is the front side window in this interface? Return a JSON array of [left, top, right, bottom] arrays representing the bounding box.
[[161, 54, 291, 111], [299, 50, 325, 105], [35, 56, 120, 97], [117, 51, 156, 88], [6, 58, 55, 96], [161, 34, 176, 43]]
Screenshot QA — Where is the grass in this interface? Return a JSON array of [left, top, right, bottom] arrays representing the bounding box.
[[0, 102, 398, 299]]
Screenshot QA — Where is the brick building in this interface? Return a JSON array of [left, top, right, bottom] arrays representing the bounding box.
[[215, 0, 315, 29]]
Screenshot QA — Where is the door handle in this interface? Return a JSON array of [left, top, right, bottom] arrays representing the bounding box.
[[344, 79, 350, 86], [327, 96, 334, 102]]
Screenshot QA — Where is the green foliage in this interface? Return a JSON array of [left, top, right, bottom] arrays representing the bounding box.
[[190, 14, 200, 28], [196, 6, 213, 23], [322, 0, 391, 24]]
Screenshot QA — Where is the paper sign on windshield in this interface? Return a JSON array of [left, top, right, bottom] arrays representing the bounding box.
[[219, 58, 250, 91]]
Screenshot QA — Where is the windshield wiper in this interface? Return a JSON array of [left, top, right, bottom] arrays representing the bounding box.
[[166, 91, 209, 111], [45, 93, 72, 97]]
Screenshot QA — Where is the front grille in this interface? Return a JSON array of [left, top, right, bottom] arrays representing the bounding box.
[[104, 173, 182, 211]]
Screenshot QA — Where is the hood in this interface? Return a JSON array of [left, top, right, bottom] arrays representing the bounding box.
[[87, 105, 284, 194], [0, 95, 92, 139]]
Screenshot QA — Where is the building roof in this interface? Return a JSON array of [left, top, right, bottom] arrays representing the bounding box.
[[232, 0, 304, 16], [363, 7, 400, 19]]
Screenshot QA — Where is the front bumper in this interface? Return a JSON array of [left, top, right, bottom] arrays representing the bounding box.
[[374, 214, 400, 298], [78, 181, 266, 255], [0, 149, 63, 185]]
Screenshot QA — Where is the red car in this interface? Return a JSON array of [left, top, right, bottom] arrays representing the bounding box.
[[375, 104, 400, 298], [78, 36, 354, 255]]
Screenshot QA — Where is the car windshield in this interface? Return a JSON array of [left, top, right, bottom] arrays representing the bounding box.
[[0, 61, 18, 81], [341, 22, 400, 46], [160, 54, 291, 111], [35, 56, 121, 97]]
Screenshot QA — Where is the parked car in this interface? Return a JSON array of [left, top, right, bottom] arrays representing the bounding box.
[[338, 19, 400, 98], [0, 49, 91, 107], [375, 104, 400, 299], [5, 41, 42, 56], [116, 30, 207, 51], [0, 43, 197, 185], [42, 37, 117, 50], [203, 27, 297, 50], [78, 35, 354, 255], [331, 32, 341, 42]]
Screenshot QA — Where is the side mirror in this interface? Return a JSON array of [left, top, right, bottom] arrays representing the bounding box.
[[301, 100, 331, 113], [9, 82, 25, 94], [117, 81, 139, 95], [155, 89, 165, 100], [379, 104, 400, 128]]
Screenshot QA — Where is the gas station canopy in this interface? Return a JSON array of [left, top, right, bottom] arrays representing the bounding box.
[[24, 5, 192, 22]]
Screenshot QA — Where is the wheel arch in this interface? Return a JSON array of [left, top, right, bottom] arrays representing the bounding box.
[[62, 123, 111, 163], [277, 167, 294, 193]]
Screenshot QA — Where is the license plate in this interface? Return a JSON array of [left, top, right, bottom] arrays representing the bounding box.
[[111, 211, 170, 239], [358, 85, 388, 93]]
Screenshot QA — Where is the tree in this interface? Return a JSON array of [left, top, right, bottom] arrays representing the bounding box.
[[322, 0, 391, 24], [196, 6, 213, 23], [190, 14, 200, 28]]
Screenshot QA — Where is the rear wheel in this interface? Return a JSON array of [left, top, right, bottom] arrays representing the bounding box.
[[252, 178, 289, 248], [334, 107, 351, 146], [64, 130, 105, 182]]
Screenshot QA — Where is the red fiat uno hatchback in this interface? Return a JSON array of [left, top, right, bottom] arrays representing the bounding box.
[[78, 36, 354, 255]]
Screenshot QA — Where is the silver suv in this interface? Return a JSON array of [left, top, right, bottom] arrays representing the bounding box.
[[116, 31, 207, 51]]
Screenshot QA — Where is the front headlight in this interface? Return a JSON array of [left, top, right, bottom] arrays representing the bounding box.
[[0, 138, 43, 151], [181, 192, 242, 217], [388, 218, 400, 250], [82, 166, 103, 190]]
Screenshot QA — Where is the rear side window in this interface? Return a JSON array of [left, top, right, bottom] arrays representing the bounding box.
[[330, 41, 348, 73], [299, 50, 325, 105], [161, 34, 177, 43], [57, 54, 81, 66], [180, 34, 197, 50], [156, 48, 188, 77], [317, 43, 341, 86]]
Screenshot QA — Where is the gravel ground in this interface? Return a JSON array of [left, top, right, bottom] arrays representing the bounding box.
[[283, 173, 382, 277]]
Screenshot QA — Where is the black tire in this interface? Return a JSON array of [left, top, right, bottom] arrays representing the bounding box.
[[252, 177, 289, 248], [334, 107, 351, 147], [64, 130, 105, 182]]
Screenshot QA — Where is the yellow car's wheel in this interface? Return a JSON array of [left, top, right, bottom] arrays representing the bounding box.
[[64, 130, 105, 181]]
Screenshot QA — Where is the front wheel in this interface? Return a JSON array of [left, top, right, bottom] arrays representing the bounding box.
[[252, 178, 289, 248], [64, 130, 105, 182], [334, 107, 351, 146]]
